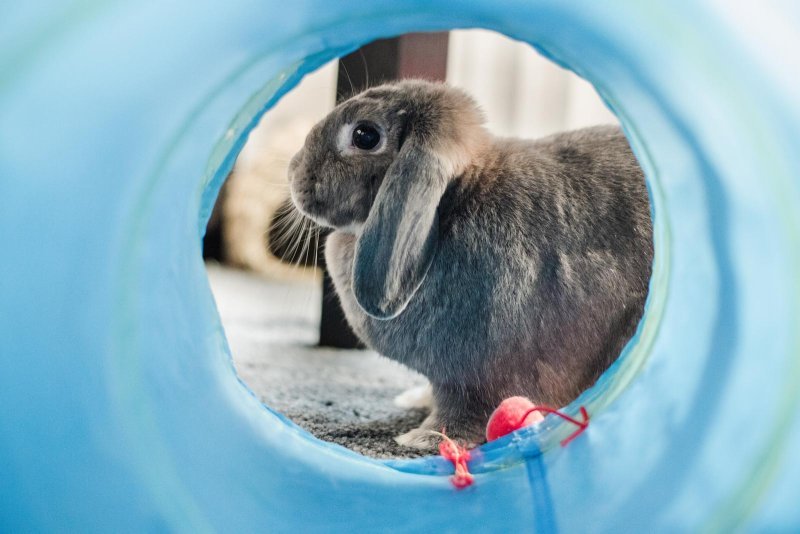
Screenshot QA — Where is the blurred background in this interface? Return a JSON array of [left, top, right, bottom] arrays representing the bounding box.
[[204, 29, 617, 457]]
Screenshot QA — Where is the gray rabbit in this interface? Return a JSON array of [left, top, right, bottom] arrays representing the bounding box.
[[288, 80, 652, 448]]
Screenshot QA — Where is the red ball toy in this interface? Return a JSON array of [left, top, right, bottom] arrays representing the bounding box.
[[485, 396, 545, 441]]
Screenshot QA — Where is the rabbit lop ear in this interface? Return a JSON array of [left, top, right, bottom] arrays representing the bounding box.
[[352, 83, 487, 320], [352, 135, 450, 319]]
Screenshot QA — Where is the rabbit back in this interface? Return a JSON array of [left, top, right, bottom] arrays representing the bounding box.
[[326, 125, 652, 411]]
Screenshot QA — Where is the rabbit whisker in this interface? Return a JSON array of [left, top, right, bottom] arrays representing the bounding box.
[[269, 210, 306, 252], [358, 49, 370, 89], [340, 61, 355, 98]]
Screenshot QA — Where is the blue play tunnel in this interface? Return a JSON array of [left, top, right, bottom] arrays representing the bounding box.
[[1, 1, 799, 531]]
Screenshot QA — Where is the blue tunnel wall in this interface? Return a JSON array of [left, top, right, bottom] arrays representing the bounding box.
[[1, 1, 799, 531]]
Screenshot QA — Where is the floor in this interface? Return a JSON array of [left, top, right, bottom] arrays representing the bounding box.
[[207, 263, 428, 458]]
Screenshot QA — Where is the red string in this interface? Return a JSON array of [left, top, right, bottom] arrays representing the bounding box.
[[438, 436, 474, 489], [521, 405, 590, 446]]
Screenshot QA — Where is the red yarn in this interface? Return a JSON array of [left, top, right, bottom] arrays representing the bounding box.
[[521, 405, 590, 446], [438, 435, 474, 489]]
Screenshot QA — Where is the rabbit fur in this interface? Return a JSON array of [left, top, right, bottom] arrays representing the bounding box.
[[288, 80, 653, 448]]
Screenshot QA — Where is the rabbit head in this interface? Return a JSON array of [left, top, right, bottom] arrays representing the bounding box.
[[288, 80, 489, 319]]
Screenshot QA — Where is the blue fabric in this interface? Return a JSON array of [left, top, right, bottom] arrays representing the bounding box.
[[1, 1, 799, 531]]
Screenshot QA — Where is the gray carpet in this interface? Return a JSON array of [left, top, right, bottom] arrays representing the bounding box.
[[207, 263, 428, 458]]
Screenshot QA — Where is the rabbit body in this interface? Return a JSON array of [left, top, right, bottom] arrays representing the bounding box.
[[289, 81, 652, 447]]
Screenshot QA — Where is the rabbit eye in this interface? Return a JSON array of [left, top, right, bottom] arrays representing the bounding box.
[[352, 124, 381, 151]]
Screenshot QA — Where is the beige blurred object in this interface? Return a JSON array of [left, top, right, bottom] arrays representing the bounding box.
[[222, 118, 317, 281], [218, 62, 337, 280]]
